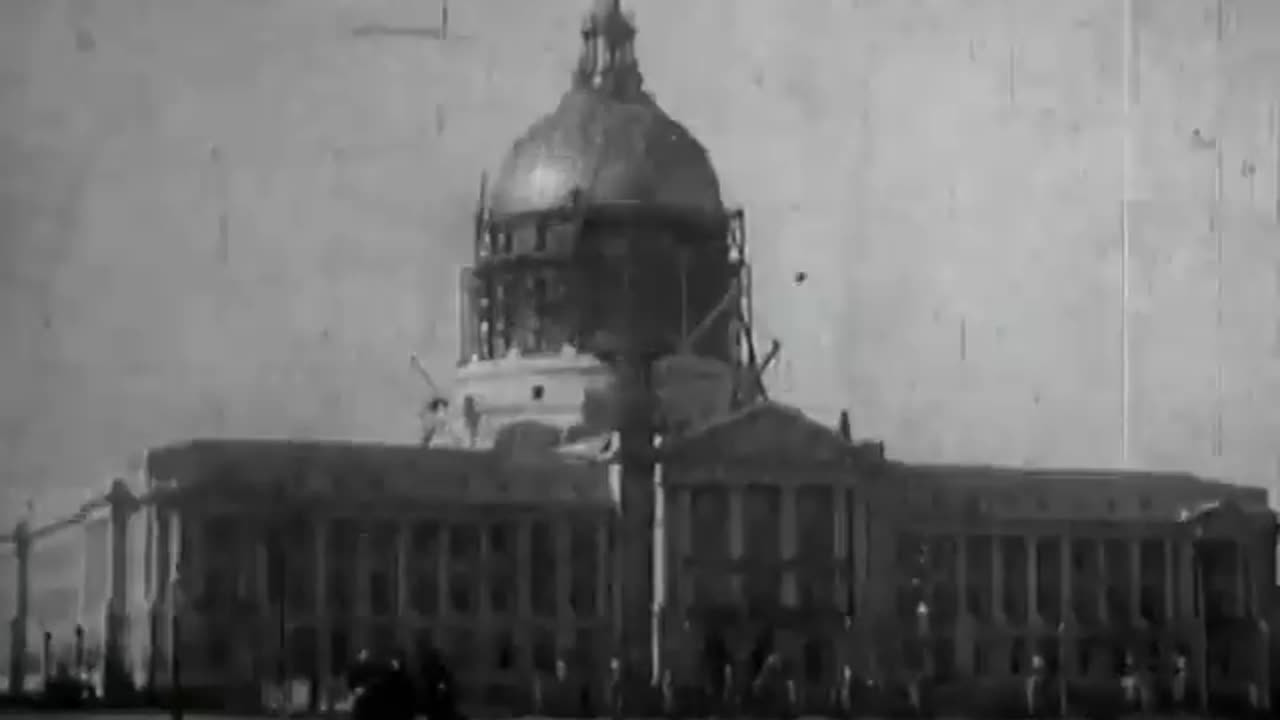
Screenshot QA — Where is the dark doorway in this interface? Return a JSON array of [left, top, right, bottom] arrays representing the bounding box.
[[750, 627, 774, 681], [702, 627, 729, 691]]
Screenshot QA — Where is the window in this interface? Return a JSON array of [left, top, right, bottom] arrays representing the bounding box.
[[533, 630, 557, 673], [369, 571, 392, 616], [494, 631, 517, 671], [932, 636, 955, 681], [327, 573, 352, 615], [489, 575, 513, 615], [449, 629, 474, 673], [531, 520, 557, 616], [411, 572, 439, 615], [534, 223, 548, 253], [286, 566, 313, 614], [965, 536, 992, 621], [413, 628, 435, 666], [1139, 539, 1165, 622], [1072, 539, 1099, 625], [574, 628, 598, 669], [451, 525, 478, 562], [803, 637, 824, 682], [1009, 636, 1026, 675], [207, 630, 231, 670], [1035, 537, 1061, 624], [450, 575, 473, 615], [1001, 538, 1027, 623], [1106, 585, 1128, 621], [330, 629, 351, 675], [570, 520, 599, 616]]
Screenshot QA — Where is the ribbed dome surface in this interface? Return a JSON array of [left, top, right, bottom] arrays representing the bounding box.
[[487, 87, 723, 220]]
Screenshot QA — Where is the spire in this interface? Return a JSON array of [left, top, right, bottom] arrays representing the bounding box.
[[573, 0, 644, 99]]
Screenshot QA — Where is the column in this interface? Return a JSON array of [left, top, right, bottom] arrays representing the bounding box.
[[7, 521, 31, 696], [1026, 536, 1039, 627], [595, 519, 609, 624], [41, 631, 52, 684], [1234, 541, 1247, 617], [1059, 535, 1072, 623], [652, 462, 667, 683], [833, 487, 850, 608], [478, 522, 492, 630], [185, 516, 202, 607], [728, 487, 744, 599], [780, 487, 798, 606], [954, 535, 971, 673], [517, 518, 533, 620], [676, 489, 694, 611], [1096, 540, 1108, 622], [354, 523, 370, 649], [851, 498, 869, 617], [1129, 539, 1142, 624], [437, 523, 452, 622], [555, 517, 572, 650], [396, 521, 410, 621], [104, 480, 138, 701], [1177, 538, 1195, 621], [992, 537, 1005, 623], [1059, 534, 1073, 679], [166, 508, 183, 691], [144, 508, 167, 691], [313, 519, 331, 701], [1163, 538, 1175, 622], [255, 520, 270, 643], [77, 522, 92, 626]]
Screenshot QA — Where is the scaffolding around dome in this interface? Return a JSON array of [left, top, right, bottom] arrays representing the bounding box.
[[429, 0, 770, 456]]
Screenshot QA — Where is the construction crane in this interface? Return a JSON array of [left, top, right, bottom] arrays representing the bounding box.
[[410, 352, 450, 444]]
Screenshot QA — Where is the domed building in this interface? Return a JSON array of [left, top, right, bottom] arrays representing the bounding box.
[[5, 0, 1276, 714], [431, 0, 750, 453]]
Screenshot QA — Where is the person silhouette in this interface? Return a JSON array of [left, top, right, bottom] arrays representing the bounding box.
[[347, 649, 383, 720]]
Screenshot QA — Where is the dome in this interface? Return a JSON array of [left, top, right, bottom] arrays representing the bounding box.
[[488, 90, 723, 221], [486, 1, 723, 222]]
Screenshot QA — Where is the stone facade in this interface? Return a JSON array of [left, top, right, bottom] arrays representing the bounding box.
[[5, 402, 1276, 710]]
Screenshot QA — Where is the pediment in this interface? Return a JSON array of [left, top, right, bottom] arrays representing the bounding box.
[[662, 401, 870, 467]]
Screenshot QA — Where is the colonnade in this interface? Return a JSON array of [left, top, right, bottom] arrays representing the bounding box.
[[664, 483, 856, 612], [5, 480, 136, 699], [157, 508, 614, 697], [895, 526, 1269, 700]]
